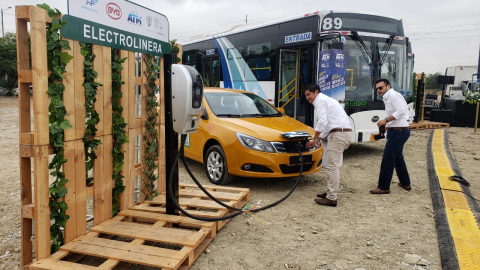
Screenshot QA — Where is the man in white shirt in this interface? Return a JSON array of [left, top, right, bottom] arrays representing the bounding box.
[[305, 84, 352, 207], [370, 78, 411, 194]]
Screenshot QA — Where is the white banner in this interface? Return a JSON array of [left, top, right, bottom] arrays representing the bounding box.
[[68, 0, 169, 43]]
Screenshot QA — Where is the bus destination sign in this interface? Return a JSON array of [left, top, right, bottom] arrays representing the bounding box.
[[285, 32, 312, 44]]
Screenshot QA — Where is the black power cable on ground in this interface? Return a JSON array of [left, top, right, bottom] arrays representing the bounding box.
[[168, 134, 306, 221]]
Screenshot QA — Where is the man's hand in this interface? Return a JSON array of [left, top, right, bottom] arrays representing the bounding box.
[[306, 138, 320, 149], [377, 119, 387, 127]]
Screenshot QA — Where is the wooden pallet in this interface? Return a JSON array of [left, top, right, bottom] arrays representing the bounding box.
[[29, 184, 250, 270], [132, 183, 250, 230], [30, 210, 215, 270], [410, 121, 450, 130]]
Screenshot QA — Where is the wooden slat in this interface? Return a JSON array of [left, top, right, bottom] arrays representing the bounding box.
[[90, 221, 204, 247], [19, 156, 33, 266], [93, 45, 105, 136], [64, 141, 77, 243], [60, 238, 180, 269], [118, 49, 130, 212], [127, 128, 136, 208], [94, 137, 105, 226], [128, 51, 137, 128], [73, 236, 188, 261], [103, 135, 113, 220], [62, 39, 76, 142], [17, 70, 32, 83], [30, 6, 49, 146], [103, 46, 113, 135], [177, 188, 244, 201], [131, 204, 226, 218], [74, 40, 86, 140], [147, 195, 236, 210], [179, 183, 250, 193], [75, 140, 87, 236], [34, 145, 51, 260], [22, 204, 35, 219], [118, 209, 215, 228], [30, 259, 99, 270], [17, 8, 33, 267]]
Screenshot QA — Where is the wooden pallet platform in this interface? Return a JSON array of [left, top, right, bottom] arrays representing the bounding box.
[[132, 183, 250, 230], [410, 121, 450, 130], [29, 184, 250, 270]]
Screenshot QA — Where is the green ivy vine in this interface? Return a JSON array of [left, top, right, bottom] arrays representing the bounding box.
[[37, 3, 73, 253], [143, 55, 160, 200], [80, 42, 102, 185], [111, 49, 128, 215], [171, 39, 181, 63]]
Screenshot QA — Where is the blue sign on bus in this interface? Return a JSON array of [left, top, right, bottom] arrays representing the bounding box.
[[285, 32, 312, 44]]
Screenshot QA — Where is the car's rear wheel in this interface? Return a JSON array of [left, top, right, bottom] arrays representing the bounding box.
[[204, 145, 235, 185]]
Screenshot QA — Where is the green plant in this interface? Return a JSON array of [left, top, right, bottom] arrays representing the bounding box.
[[80, 42, 102, 185], [111, 49, 128, 215], [143, 54, 160, 200], [463, 91, 480, 105], [37, 3, 73, 253], [171, 39, 181, 63]]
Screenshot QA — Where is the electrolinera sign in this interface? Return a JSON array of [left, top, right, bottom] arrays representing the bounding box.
[[62, 0, 171, 56]]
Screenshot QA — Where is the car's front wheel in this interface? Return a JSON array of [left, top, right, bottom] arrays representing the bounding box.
[[204, 145, 235, 185]]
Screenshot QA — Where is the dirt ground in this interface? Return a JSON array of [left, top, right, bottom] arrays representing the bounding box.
[[1, 96, 479, 270]]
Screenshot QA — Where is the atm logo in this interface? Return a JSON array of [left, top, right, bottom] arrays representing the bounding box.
[[86, 0, 99, 6], [322, 54, 330, 61], [127, 12, 142, 26], [106, 3, 122, 20], [336, 53, 345, 60]]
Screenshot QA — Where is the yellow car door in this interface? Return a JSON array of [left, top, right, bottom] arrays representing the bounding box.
[[184, 102, 209, 162]]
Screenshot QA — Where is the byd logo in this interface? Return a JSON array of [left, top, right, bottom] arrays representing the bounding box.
[[106, 3, 122, 20]]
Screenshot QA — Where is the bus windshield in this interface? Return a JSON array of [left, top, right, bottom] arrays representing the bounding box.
[[322, 36, 374, 102], [378, 40, 407, 96]]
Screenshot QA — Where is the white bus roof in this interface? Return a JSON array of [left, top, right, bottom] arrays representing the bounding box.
[[180, 10, 402, 45]]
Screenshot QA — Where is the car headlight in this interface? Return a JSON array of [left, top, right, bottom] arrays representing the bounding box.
[[236, 132, 275, 153]]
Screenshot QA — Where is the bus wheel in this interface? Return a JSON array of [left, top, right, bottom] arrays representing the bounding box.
[[204, 145, 235, 185]]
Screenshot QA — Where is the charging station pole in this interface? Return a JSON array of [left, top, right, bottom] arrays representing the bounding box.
[[164, 54, 179, 215]]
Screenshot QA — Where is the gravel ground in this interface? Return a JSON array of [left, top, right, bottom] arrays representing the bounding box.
[[1, 96, 479, 270]]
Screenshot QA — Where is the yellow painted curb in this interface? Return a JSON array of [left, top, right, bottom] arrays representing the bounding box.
[[432, 129, 480, 270]]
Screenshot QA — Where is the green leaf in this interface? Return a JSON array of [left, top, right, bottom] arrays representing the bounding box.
[[60, 52, 74, 64]]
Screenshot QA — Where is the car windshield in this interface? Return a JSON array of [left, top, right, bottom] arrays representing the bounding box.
[[205, 92, 282, 118]]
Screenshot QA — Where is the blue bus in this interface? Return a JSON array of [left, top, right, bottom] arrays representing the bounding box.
[[182, 10, 414, 142]]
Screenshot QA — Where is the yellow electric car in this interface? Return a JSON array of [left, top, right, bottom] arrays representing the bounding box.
[[183, 88, 324, 185]]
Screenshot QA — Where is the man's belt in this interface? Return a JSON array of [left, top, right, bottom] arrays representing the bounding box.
[[330, 128, 352, 132], [387, 127, 409, 131]]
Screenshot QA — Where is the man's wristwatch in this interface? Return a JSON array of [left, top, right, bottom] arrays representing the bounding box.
[[384, 117, 389, 122]]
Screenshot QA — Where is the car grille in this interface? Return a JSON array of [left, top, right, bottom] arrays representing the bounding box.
[[272, 140, 311, 153], [279, 163, 314, 174]]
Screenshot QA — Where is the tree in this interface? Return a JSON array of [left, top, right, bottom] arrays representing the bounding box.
[[0, 33, 18, 95], [425, 72, 443, 91]]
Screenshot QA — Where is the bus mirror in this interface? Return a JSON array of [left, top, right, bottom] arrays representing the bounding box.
[[277, 107, 285, 114]]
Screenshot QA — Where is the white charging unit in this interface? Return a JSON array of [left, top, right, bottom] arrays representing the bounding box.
[[171, 64, 204, 134]]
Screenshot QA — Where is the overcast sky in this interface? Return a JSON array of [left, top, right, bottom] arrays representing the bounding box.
[[2, 0, 479, 74]]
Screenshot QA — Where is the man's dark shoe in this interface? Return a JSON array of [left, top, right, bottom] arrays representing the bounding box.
[[317, 192, 327, 198], [314, 197, 337, 207], [398, 183, 412, 191], [370, 188, 390, 194]]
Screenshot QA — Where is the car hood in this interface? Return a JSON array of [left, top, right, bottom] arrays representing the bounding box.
[[218, 116, 314, 141]]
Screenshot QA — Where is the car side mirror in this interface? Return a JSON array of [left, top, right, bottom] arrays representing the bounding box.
[[276, 107, 285, 114], [201, 107, 209, 120]]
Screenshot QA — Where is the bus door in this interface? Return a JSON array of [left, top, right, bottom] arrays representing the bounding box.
[[201, 57, 221, 88], [278, 49, 299, 119]]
